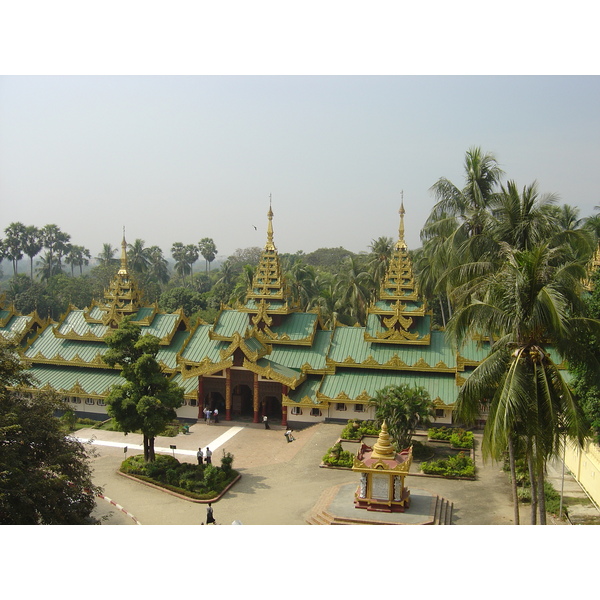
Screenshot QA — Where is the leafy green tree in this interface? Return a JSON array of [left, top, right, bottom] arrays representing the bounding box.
[[368, 236, 394, 292], [369, 384, 435, 449], [334, 256, 372, 326], [0, 342, 101, 524], [103, 320, 185, 462], [159, 287, 205, 316]]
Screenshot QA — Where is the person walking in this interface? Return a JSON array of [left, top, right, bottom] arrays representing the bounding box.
[[263, 415, 270, 429], [205, 446, 212, 464], [204, 407, 212, 425], [213, 407, 219, 423], [284, 428, 295, 442], [206, 502, 216, 525], [197, 447, 204, 465]]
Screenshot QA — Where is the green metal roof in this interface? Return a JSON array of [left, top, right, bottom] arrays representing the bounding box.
[[0, 313, 34, 341], [26, 364, 123, 397], [180, 324, 229, 363], [287, 376, 323, 404], [268, 330, 332, 371], [212, 310, 249, 338], [265, 312, 318, 342], [317, 369, 460, 406], [328, 327, 456, 369], [25, 325, 107, 363]]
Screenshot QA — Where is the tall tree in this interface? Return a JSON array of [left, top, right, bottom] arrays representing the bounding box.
[[97, 243, 118, 266], [41, 224, 70, 276], [3, 222, 26, 277], [127, 239, 152, 274], [65, 244, 91, 276], [334, 256, 372, 326], [0, 342, 101, 524], [198, 237, 218, 273], [103, 320, 184, 462], [368, 236, 394, 293], [448, 242, 598, 524], [22, 225, 43, 280]]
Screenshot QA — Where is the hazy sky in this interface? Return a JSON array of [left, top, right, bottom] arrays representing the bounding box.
[[1, 75, 599, 263]]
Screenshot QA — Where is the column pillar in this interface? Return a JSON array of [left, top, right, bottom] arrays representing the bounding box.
[[281, 385, 288, 428], [197, 376, 204, 421], [253, 372, 260, 423], [225, 368, 232, 421]]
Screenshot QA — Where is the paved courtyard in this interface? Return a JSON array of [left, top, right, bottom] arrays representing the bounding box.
[[83, 420, 593, 526]]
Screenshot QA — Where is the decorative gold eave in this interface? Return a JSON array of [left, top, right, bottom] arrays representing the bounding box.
[[363, 330, 431, 345], [218, 331, 268, 363], [433, 396, 454, 409], [316, 389, 372, 403], [52, 326, 107, 341], [325, 354, 452, 372], [242, 358, 306, 390], [23, 351, 116, 370], [18, 380, 114, 400], [282, 394, 327, 408], [352, 456, 413, 475], [179, 357, 234, 379]]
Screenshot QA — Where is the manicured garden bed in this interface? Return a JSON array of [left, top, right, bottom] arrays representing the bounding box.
[[119, 451, 239, 501]]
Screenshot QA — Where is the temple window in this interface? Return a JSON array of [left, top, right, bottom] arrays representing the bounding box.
[[336, 403, 347, 411], [310, 408, 322, 417], [355, 404, 365, 412], [291, 406, 302, 415], [85, 398, 95, 405], [436, 409, 445, 417], [97, 399, 105, 406]]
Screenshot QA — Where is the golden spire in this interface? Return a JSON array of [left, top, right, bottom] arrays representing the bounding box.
[[397, 191, 407, 250], [371, 421, 396, 460], [118, 227, 128, 275], [265, 194, 276, 251]]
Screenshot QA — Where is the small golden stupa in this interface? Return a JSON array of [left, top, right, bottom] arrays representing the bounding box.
[[352, 421, 412, 512]]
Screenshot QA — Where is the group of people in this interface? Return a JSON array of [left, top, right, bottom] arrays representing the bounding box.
[[196, 446, 213, 465], [203, 406, 219, 424]]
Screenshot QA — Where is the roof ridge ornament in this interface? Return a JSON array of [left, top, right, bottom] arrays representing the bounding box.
[[265, 194, 276, 251], [397, 191, 407, 250], [118, 226, 128, 275]]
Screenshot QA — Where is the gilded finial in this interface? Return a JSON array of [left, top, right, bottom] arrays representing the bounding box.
[[397, 192, 407, 250], [118, 227, 128, 275], [265, 194, 276, 251], [371, 421, 396, 460]]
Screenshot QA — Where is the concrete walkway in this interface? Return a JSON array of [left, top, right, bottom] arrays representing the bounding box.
[[85, 421, 599, 525]]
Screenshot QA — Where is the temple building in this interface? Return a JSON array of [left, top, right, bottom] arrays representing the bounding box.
[[13, 201, 494, 426]]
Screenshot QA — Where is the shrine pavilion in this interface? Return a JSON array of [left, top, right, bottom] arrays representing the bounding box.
[[11, 201, 500, 426]]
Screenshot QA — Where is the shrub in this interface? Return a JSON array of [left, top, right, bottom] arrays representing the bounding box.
[[119, 453, 238, 500], [322, 444, 355, 468], [450, 430, 474, 449], [428, 426, 452, 440], [340, 419, 379, 440], [421, 452, 475, 477]]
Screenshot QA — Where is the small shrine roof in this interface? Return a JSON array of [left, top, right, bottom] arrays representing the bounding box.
[[364, 312, 431, 344], [0, 312, 37, 342], [255, 312, 319, 344]]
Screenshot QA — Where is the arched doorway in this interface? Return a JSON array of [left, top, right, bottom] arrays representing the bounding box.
[[233, 384, 253, 417], [262, 395, 281, 418], [207, 391, 225, 413]]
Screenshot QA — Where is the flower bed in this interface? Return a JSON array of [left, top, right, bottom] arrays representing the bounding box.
[[340, 419, 379, 441]]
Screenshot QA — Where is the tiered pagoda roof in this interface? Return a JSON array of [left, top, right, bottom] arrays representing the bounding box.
[[20, 234, 194, 401]]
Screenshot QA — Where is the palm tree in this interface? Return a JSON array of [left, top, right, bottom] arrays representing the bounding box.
[[3, 222, 28, 277], [41, 224, 70, 276], [96, 243, 118, 266], [198, 238, 218, 273], [146, 246, 170, 286], [64, 245, 91, 276], [447, 242, 598, 524], [369, 384, 435, 450], [334, 256, 372, 326], [22, 226, 43, 280], [127, 239, 152, 274], [368, 236, 394, 292], [426, 146, 504, 239], [287, 262, 318, 311]]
